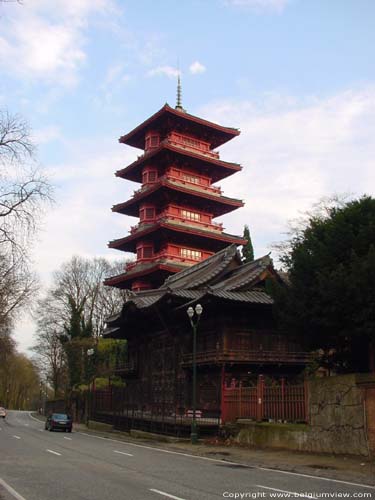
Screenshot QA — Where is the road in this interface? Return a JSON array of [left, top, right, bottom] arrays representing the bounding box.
[[0, 411, 374, 500]]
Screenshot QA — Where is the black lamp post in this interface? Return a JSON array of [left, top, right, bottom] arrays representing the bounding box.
[[187, 303, 203, 444], [87, 348, 95, 424]]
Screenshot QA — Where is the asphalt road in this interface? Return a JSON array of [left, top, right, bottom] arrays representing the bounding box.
[[0, 411, 374, 500]]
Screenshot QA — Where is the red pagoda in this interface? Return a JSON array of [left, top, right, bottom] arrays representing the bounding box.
[[105, 83, 246, 291]]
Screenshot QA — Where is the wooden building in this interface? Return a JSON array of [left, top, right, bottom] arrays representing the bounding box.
[[104, 245, 310, 421], [104, 86, 246, 292]]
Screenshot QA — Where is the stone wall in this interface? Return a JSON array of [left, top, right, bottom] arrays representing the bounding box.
[[234, 374, 374, 456], [306, 374, 368, 455]]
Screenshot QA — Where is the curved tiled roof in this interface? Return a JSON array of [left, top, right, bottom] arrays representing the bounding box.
[[119, 104, 240, 150], [104, 245, 277, 334], [211, 255, 273, 291], [162, 244, 240, 290]]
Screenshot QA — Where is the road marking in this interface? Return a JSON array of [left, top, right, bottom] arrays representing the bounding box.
[[46, 449, 61, 456], [257, 484, 317, 499], [150, 489, 187, 500], [24, 424, 29, 426], [28, 412, 45, 425], [64, 437, 72, 440], [12, 435, 21, 439], [0, 478, 27, 500], [257, 466, 375, 490], [114, 450, 133, 457], [39, 429, 44, 432], [78, 432, 375, 490]]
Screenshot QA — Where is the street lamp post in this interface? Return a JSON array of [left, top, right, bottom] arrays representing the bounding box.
[[87, 348, 95, 425], [187, 303, 203, 444]]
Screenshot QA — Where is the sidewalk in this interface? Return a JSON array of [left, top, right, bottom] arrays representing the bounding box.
[[70, 420, 375, 487]]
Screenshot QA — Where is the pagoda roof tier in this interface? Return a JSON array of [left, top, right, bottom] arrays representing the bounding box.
[[108, 222, 246, 253], [104, 246, 278, 332], [104, 261, 183, 290], [112, 179, 244, 218], [119, 104, 240, 150], [116, 142, 242, 183]]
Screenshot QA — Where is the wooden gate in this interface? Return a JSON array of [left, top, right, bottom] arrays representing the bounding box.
[[221, 376, 307, 424]]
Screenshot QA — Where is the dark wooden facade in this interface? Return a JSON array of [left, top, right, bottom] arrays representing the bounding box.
[[105, 246, 309, 418]]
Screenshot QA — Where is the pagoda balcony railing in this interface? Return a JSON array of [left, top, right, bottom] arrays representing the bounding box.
[[164, 135, 220, 160], [159, 212, 223, 232], [181, 349, 312, 367], [125, 251, 207, 271], [130, 215, 223, 235], [131, 176, 222, 198], [164, 173, 222, 195]]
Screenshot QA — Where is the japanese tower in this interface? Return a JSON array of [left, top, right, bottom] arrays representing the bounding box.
[[105, 82, 246, 291]]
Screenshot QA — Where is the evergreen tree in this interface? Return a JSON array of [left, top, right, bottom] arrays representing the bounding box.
[[272, 195, 375, 373], [242, 225, 254, 263]]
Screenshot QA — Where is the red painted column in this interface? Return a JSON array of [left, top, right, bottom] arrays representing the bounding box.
[[257, 375, 264, 422]]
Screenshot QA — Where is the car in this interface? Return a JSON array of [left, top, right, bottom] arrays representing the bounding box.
[[45, 413, 72, 432], [0, 407, 6, 418]]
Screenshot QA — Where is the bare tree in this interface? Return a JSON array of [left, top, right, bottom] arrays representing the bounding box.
[[52, 256, 126, 338], [33, 257, 127, 392], [0, 109, 52, 330]]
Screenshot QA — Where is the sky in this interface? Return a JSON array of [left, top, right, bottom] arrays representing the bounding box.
[[1, 0, 375, 352]]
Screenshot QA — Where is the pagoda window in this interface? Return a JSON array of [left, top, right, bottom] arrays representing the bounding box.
[[142, 167, 158, 185], [180, 248, 202, 261], [143, 246, 153, 258], [145, 131, 160, 151], [136, 242, 154, 260], [139, 204, 156, 221], [168, 132, 210, 153], [182, 173, 200, 185], [181, 209, 201, 222], [145, 207, 155, 219]]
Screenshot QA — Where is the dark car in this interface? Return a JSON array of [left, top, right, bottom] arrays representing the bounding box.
[[45, 413, 72, 432]]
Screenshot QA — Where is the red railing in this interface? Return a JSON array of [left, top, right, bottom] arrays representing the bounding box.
[[166, 134, 220, 159], [164, 173, 222, 195], [221, 376, 308, 424], [125, 251, 209, 271], [130, 213, 223, 235]]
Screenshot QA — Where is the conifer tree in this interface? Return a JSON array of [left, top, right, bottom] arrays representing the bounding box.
[[242, 225, 254, 263]]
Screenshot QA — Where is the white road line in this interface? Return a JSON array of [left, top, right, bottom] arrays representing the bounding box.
[[63, 437, 72, 440], [46, 449, 61, 456], [24, 424, 29, 426], [113, 450, 133, 457], [257, 467, 375, 490], [28, 412, 43, 423], [0, 427, 2, 430], [0, 478, 27, 500], [257, 484, 318, 499], [150, 488, 187, 500], [38, 429, 44, 432], [12, 435, 21, 439], [78, 432, 375, 490]]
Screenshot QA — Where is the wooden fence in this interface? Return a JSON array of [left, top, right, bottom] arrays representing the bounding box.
[[221, 376, 307, 424]]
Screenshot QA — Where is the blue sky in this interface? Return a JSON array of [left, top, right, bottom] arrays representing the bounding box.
[[1, 0, 375, 351]]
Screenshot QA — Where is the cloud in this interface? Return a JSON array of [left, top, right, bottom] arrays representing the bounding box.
[[225, 0, 291, 13], [189, 61, 206, 75], [0, 0, 114, 87], [147, 65, 180, 79], [198, 87, 375, 258], [32, 126, 62, 145]]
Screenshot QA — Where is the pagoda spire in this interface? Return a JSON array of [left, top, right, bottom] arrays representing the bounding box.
[[175, 73, 185, 112]]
